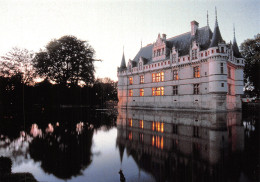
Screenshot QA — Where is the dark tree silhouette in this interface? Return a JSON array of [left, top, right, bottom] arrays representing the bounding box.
[[240, 34, 260, 96], [33, 35, 98, 86], [0, 47, 35, 85]]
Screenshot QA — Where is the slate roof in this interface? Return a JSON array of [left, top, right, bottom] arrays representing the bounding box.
[[209, 21, 224, 47], [129, 26, 213, 67], [118, 53, 126, 71], [232, 37, 243, 58]]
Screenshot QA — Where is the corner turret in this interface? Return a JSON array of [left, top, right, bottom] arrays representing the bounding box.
[[209, 8, 224, 47], [232, 26, 243, 58]]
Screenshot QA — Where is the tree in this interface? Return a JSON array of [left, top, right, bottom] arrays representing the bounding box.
[[0, 47, 35, 85], [240, 34, 260, 96], [33, 35, 98, 86]]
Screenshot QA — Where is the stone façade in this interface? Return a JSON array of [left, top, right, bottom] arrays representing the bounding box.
[[117, 15, 244, 111]]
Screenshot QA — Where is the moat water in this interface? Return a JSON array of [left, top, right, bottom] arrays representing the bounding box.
[[0, 108, 259, 182]]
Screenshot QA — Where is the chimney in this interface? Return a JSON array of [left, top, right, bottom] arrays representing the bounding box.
[[191, 21, 199, 36], [162, 33, 167, 40]]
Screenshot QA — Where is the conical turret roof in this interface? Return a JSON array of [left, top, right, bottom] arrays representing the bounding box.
[[232, 31, 243, 58], [209, 21, 224, 47], [120, 52, 126, 68], [210, 8, 224, 48]]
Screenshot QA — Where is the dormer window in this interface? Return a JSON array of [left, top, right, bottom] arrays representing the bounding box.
[[192, 49, 197, 60], [139, 62, 142, 70], [173, 54, 176, 63]]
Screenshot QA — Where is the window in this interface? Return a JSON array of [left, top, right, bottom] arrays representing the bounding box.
[[139, 62, 142, 70], [193, 66, 200, 78], [221, 47, 224, 53], [193, 84, 199, 94], [193, 126, 199, 137], [128, 119, 132, 127], [140, 75, 144, 84], [161, 72, 164, 81], [162, 48, 164, 55], [139, 120, 144, 129], [221, 83, 224, 87], [129, 77, 133, 85], [237, 60, 240, 64], [173, 54, 176, 63], [128, 131, 132, 140], [152, 121, 164, 133], [212, 50, 214, 54], [152, 135, 164, 149], [153, 51, 156, 57], [139, 133, 143, 142], [152, 73, 156, 82], [173, 70, 178, 80], [228, 67, 231, 78], [140, 89, 144, 96], [172, 124, 177, 134], [173, 86, 178, 95], [129, 89, 133, 96], [152, 72, 164, 82], [152, 87, 164, 96], [192, 49, 197, 60], [220, 63, 224, 74]]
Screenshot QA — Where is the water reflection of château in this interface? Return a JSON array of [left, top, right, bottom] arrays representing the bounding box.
[[116, 109, 244, 182]]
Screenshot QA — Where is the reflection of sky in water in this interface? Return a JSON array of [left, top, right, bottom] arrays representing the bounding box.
[[12, 128, 154, 182]]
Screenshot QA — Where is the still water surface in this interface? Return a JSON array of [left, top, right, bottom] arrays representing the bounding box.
[[0, 108, 258, 182]]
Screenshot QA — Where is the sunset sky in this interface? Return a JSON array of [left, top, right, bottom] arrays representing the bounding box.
[[0, 0, 259, 81]]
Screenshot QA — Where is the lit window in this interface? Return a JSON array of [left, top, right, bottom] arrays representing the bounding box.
[[139, 120, 144, 129], [140, 75, 144, 84], [152, 121, 164, 133], [152, 73, 156, 82], [173, 70, 178, 80], [155, 73, 160, 82], [161, 72, 164, 82], [129, 77, 133, 85], [129, 89, 133, 96], [152, 88, 156, 96], [128, 119, 132, 127], [193, 66, 200, 78], [140, 89, 144, 96], [173, 85, 178, 95], [193, 84, 199, 94], [161, 87, 164, 96], [152, 87, 164, 96], [128, 131, 132, 140]]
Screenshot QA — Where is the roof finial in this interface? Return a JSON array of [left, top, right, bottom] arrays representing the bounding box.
[[233, 23, 236, 39], [207, 10, 209, 27], [215, 7, 218, 24]]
